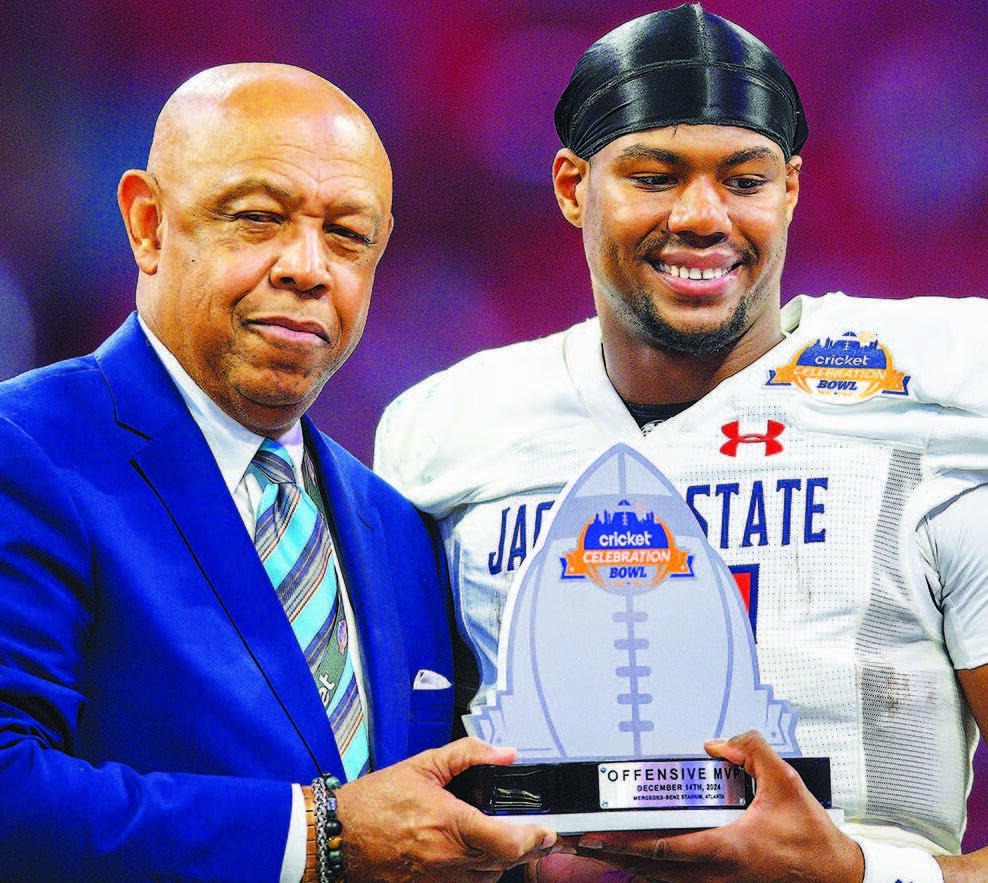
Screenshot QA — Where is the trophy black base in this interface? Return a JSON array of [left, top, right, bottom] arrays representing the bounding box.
[[449, 756, 842, 834]]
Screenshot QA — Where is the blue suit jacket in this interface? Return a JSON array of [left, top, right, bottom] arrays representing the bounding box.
[[0, 315, 454, 882]]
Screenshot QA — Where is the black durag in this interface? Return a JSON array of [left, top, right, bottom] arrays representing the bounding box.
[[555, 3, 808, 159]]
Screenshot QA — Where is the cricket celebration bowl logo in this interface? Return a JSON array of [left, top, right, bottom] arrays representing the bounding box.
[[563, 503, 693, 592], [465, 443, 799, 762], [766, 330, 909, 403]]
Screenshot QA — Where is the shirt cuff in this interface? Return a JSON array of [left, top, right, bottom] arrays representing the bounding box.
[[280, 783, 308, 883]]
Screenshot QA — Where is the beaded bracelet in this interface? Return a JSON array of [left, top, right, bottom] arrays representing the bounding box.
[[311, 775, 346, 882]]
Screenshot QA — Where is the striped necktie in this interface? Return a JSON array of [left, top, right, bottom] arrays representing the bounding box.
[[249, 439, 370, 781]]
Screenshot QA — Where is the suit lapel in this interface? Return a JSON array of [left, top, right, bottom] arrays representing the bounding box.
[[96, 316, 341, 777], [305, 423, 412, 769]]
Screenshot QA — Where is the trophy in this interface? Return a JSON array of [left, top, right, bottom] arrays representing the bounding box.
[[452, 443, 839, 833]]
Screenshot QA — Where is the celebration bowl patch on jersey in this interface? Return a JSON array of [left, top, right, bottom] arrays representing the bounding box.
[[766, 331, 909, 403], [563, 498, 693, 592]]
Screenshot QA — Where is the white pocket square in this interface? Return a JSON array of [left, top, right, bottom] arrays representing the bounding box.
[[412, 669, 452, 690]]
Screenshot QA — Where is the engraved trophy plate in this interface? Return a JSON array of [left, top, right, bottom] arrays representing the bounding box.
[[597, 759, 747, 810], [451, 443, 841, 833]]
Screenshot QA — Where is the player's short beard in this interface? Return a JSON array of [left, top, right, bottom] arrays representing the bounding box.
[[624, 285, 757, 357]]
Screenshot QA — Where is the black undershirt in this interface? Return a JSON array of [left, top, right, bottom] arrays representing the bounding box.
[[623, 398, 697, 431]]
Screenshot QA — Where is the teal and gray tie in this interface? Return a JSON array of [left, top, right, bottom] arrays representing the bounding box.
[[249, 439, 370, 781]]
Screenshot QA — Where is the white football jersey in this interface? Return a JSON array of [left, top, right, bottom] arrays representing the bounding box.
[[375, 293, 988, 855]]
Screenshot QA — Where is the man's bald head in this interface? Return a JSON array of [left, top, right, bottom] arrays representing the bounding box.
[[118, 63, 395, 437], [147, 63, 391, 206]]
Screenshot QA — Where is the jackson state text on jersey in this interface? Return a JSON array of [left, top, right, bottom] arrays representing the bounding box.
[[486, 474, 828, 576]]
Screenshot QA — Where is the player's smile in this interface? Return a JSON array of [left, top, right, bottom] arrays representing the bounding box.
[[656, 262, 734, 281], [649, 255, 744, 298]]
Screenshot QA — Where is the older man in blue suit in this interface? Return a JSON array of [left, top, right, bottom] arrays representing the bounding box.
[[0, 64, 556, 882]]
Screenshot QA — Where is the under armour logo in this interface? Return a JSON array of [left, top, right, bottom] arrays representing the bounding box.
[[720, 420, 785, 457]]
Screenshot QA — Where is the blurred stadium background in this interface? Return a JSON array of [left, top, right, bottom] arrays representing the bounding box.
[[2, 0, 986, 848]]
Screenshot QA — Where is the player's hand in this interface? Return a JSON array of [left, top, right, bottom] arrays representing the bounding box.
[[334, 737, 558, 882], [574, 730, 864, 882], [524, 852, 641, 882]]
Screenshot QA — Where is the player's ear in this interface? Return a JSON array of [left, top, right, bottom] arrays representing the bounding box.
[[784, 154, 801, 223], [552, 149, 589, 228], [117, 169, 164, 275]]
